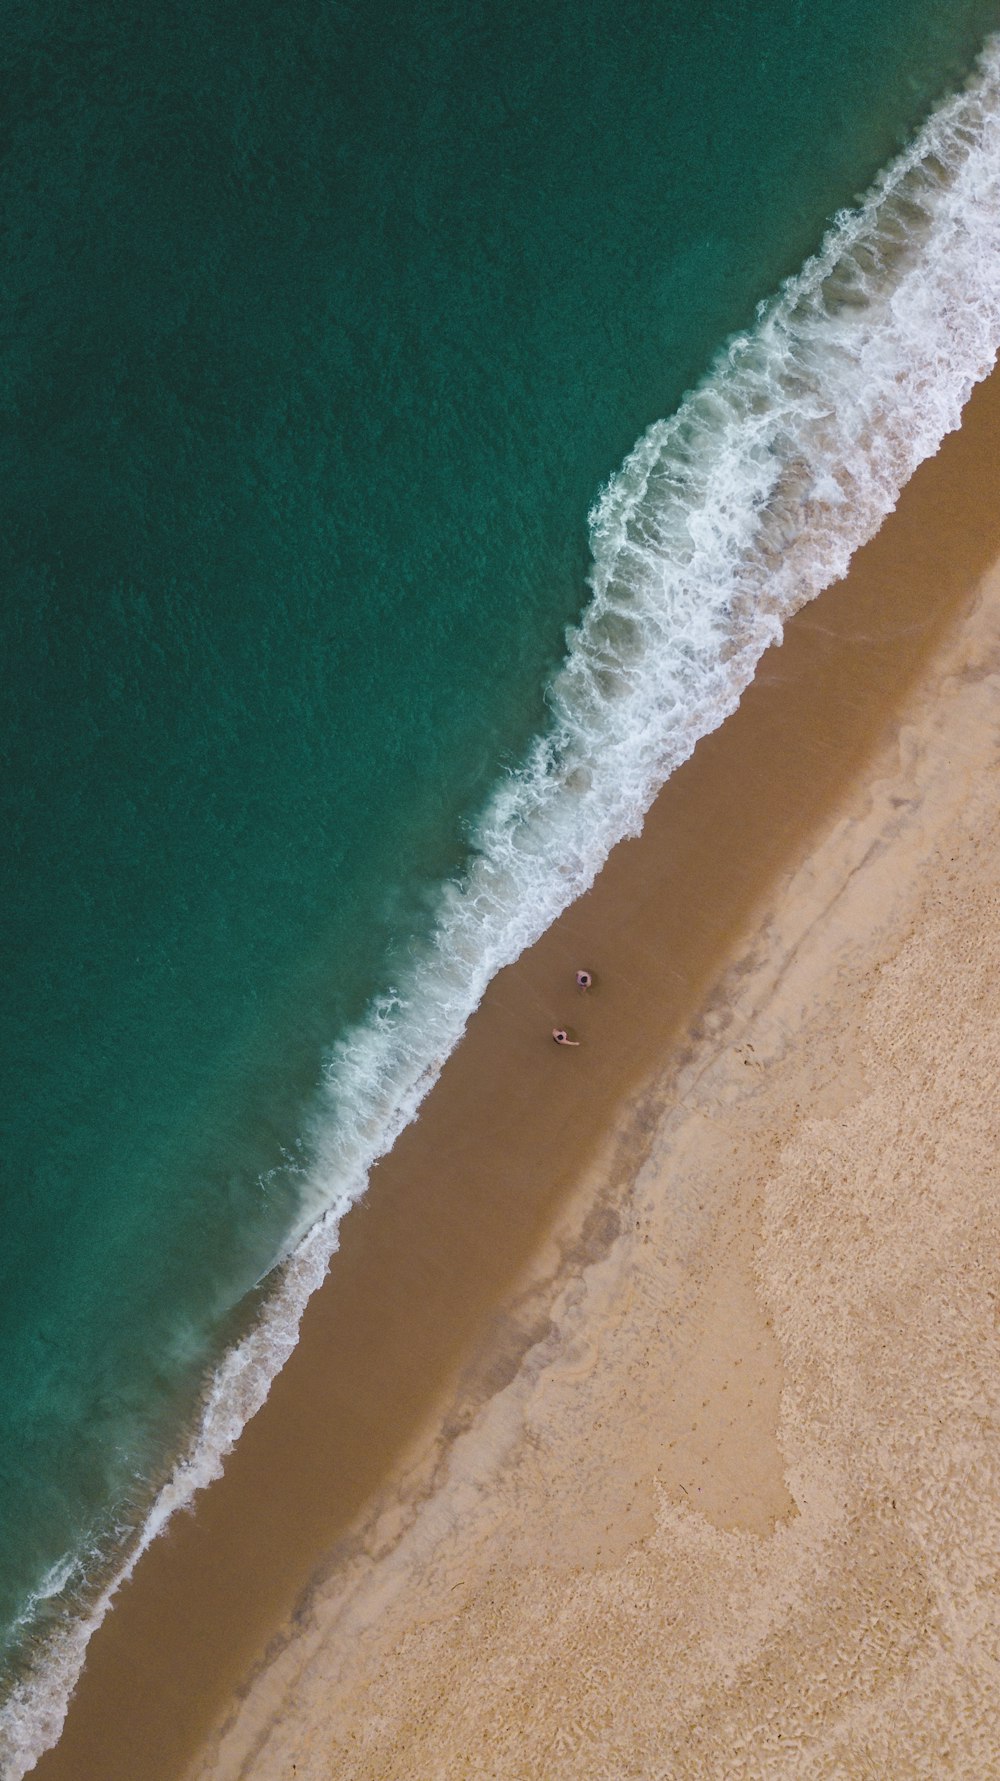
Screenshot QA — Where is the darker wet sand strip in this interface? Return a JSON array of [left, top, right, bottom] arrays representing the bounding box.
[[32, 363, 1000, 1781]]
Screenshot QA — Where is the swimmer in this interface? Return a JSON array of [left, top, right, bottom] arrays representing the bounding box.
[[552, 1028, 580, 1046], [575, 969, 593, 990]]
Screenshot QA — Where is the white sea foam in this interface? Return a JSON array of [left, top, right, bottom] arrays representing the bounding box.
[[6, 37, 1000, 1778]]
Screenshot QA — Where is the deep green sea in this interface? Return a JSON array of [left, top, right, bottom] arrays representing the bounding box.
[[3, 0, 1000, 1764]]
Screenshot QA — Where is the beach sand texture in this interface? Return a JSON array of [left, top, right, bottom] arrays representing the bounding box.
[[35, 374, 1000, 1780], [190, 475, 1000, 1780]]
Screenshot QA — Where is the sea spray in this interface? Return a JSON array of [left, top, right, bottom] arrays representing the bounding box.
[[6, 33, 1000, 1780]]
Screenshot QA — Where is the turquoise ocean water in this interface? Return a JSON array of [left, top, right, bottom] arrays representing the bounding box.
[[3, 0, 1000, 1766]]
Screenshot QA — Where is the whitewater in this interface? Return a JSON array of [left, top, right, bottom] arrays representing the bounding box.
[[6, 33, 1000, 1779]]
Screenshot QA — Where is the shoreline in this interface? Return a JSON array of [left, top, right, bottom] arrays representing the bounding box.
[[31, 364, 1000, 1781], [208, 518, 1000, 1781]]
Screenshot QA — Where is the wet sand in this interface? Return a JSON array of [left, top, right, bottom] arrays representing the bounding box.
[[33, 365, 1000, 1781]]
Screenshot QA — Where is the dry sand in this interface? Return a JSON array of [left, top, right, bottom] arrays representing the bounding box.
[[192, 545, 1000, 1781], [33, 371, 1000, 1781]]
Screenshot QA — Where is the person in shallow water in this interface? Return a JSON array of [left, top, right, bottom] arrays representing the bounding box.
[[575, 969, 593, 990], [552, 1028, 580, 1046]]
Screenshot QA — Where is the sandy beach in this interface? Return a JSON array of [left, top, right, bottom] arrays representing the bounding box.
[[34, 368, 1000, 1781], [204, 558, 1000, 1781]]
